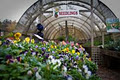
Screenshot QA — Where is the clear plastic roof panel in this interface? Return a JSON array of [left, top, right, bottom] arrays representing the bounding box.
[[15, 0, 117, 40]]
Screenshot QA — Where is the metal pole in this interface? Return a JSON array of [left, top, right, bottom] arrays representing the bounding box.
[[91, 0, 94, 47], [102, 32, 104, 48], [65, 20, 69, 41], [39, 0, 42, 23], [102, 25, 105, 48]]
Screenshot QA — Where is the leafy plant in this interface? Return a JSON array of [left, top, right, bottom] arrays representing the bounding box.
[[0, 33, 100, 80]]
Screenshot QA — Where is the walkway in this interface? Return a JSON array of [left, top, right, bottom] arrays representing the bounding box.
[[97, 66, 120, 80]]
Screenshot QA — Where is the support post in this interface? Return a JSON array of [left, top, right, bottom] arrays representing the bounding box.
[[39, 0, 42, 23], [65, 21, 69, 41], [102, 32, 104, 48], [91, 0, 94, 47]]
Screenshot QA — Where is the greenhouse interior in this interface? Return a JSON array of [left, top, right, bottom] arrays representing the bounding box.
[[0, 0, 120, 80]]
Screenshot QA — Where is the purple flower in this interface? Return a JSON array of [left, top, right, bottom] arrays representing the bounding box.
[[52, 51, 55, 54], [45, 54, 49, 59], [35, 45, 38, 48], [65, 75, 72, 80], [79, 48, 82, 51], [75, 56, 79, 60], [6, 55, 12, 60], [59, 53, 62, 55], [60, 56, 63, 58], [5, 40, 10, 45], [53, 56, 56, 59], [17, 56, 21, 62], [43, 58, 46, 62], [33, 67, 38, 72], [9, 59, 14, 63], [41, 47, 46, 51], [20, 50, 28, 55], [41, 52, 45, 56], [31, 51, 37, 56], [75, 49, 79, 52], [63, 63, 67, 66], [71, 57, 74, 60]]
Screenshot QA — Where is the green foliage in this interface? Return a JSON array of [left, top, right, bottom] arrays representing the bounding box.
[[68, 35, 76, 42], [0, 32, 14, 41], [94, 40, 102, 46], [83, 41, 91, 47], [104, 35, 113, 44], [104, 38, 120, 51], [89, 74, 101, 80], [57, 36, 65, 41], [0, 39, 100, 80], [85, 59, 98, 74], [57, 35, 77, 42], [83, 40, 102, 47]]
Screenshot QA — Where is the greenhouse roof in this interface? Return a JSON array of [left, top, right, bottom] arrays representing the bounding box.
[[15, 0, 116, 40]]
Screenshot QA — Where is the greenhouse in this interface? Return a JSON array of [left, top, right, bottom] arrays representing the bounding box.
[[0, 0, 120, 80]]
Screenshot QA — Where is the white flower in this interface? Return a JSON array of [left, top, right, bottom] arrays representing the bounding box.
[[64, 55, 69, 59], [49, 55, 53, 59], [78, 68, 82, 73], [83, 65, 88, 73], [67, 77, 72, 80], [63, 72, 67, 76], [84, 67, 88, 73], [83, 65, 87, 69], [87, 71, 92, 76], [73, 65, 78, 68], [27, 70, 32, 76], [67, 75, 73, 80], [32, 52, 36, 56], [36, 72, 42, 80], [60, 57, 64, 61], [47, 60, 51, 64], [63, 66, 67, 72], [83, 48, 85, 51], [51, 59, 56, 65], [86, 71, 91, 79], [53, 59, 61, 69]]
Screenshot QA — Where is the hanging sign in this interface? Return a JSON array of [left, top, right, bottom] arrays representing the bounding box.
[[53, 8, 79, 18], [106, 18, 120, 33]]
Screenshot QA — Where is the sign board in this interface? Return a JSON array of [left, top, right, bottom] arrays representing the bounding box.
[[106, 18, 120, 33], [53, 8, 79, 18]]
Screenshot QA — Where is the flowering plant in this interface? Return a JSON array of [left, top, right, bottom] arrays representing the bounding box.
[[0, 33, 101, 80]]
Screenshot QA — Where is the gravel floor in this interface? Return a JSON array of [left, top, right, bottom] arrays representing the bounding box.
[[97, 66, 120, 80]]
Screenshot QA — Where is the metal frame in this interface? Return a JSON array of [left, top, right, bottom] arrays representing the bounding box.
[[15, 0, 117, 40]]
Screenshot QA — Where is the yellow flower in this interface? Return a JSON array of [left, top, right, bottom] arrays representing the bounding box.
[[14, 32, 21, 38], [80, 45, 83, 50], [66, 48, 69, 52], [15, 38, 20, 42], [25, 37, 30, 43], [0, 41, 2, 45], [88, 58, 91, 61], [51, 45, 54, 48], [62, 48, 66, 52], [77, 52, 80, 55], [72, 50, 75, 54], [31, 39, 35, 43], [6, 60, 10, 64], [13, 40, 17, 43], [83, 54, 86, 58], [55, 46, 57, 49], [48, 48, 50, 51]]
